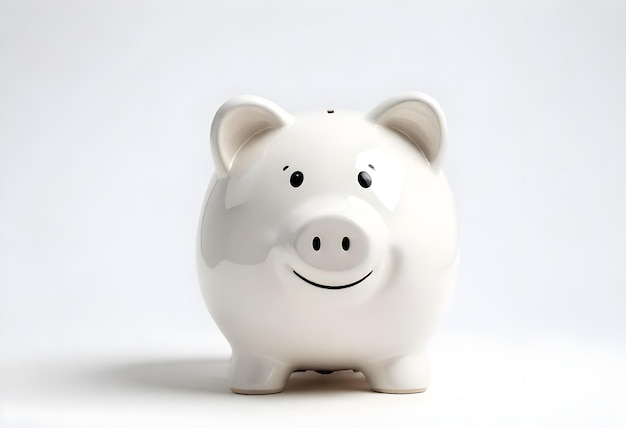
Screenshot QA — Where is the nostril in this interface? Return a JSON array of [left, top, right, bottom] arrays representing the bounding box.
[[312, 236, 321, 251], [342, 237, 350, 251]]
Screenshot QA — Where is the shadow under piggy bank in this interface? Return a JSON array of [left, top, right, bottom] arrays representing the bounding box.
[[96, 358, 372, 395]]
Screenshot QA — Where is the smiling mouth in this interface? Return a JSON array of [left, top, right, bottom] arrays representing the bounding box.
[[292, 270, 373, 290]]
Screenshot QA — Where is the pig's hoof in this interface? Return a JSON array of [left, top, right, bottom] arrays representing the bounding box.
[[362, 354, 429, 394], [229, 353, 290, 394], [231, 387, 284, 395], [371, 386, 427, 394]]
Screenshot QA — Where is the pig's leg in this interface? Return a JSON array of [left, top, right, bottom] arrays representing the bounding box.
[[362, 354, 429, 393], [229, 352, 291, 394]]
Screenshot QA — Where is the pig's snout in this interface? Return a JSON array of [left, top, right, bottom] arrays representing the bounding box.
[[295, 215, 371, 272]]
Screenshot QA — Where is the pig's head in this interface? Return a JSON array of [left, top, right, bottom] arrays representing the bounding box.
[[200, 93, 453, 303]]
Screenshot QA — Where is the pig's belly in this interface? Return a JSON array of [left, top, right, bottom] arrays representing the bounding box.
[[198, 254, 455, 367]]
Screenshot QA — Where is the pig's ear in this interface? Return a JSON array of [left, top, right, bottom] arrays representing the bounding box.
[[210, 96, 293, 178], [368, 93, 447, 172]]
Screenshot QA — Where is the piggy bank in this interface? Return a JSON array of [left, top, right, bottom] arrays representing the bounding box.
[[197, 93, 458, 394]]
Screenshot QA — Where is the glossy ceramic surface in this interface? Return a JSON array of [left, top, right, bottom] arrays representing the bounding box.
[[197, 93, 458, 394]]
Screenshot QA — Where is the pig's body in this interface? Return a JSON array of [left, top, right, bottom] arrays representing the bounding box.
[[197, 95, 458, 394]]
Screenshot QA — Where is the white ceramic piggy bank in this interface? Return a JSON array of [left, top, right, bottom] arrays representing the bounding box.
[[197, 93, 458, 394]]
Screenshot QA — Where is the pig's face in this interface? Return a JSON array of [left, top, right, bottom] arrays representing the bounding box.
[[200, 94, 454, 304]]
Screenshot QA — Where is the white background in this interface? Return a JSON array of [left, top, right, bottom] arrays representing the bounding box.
[[1, 1, 625, 426]]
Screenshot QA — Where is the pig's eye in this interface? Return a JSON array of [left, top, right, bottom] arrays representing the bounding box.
[[357, 171, 372, 188], [290, 171, 304, 187]]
